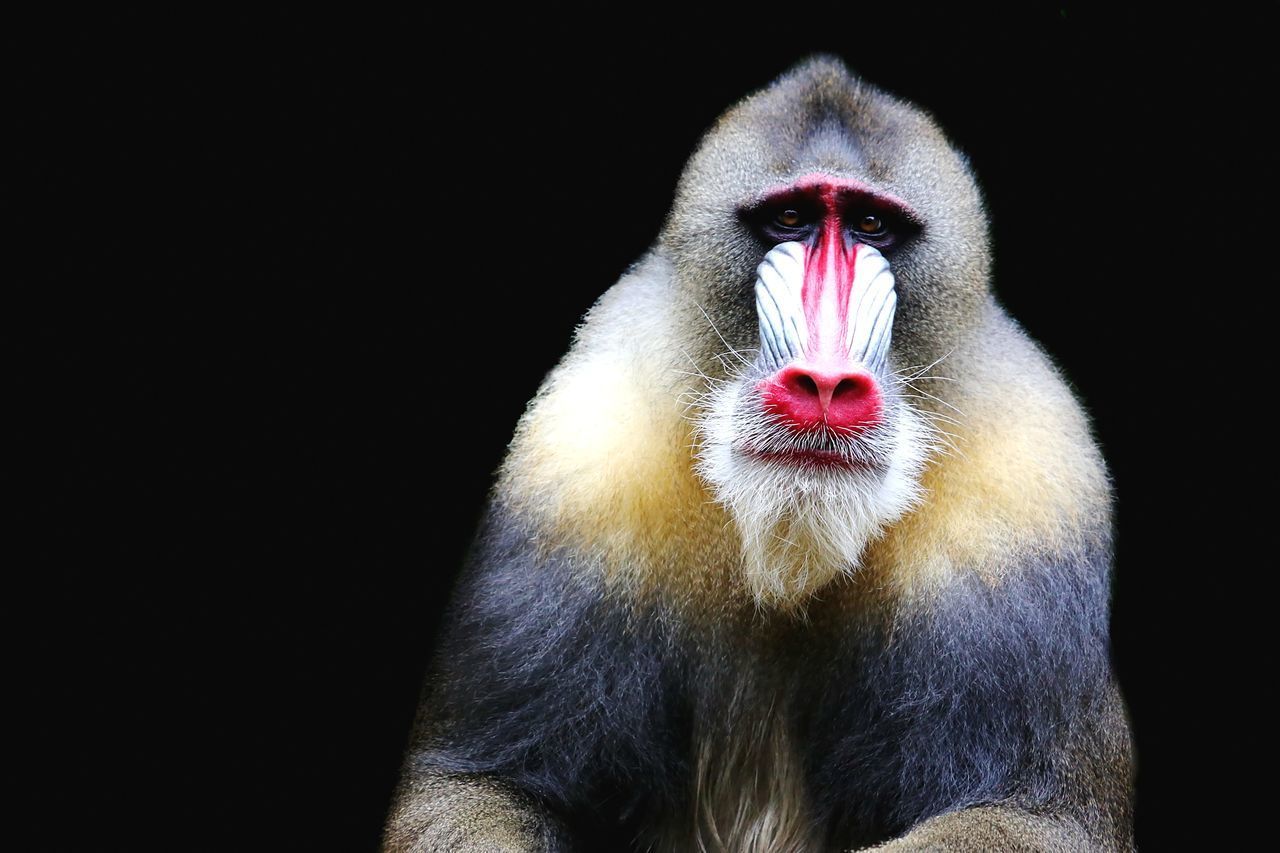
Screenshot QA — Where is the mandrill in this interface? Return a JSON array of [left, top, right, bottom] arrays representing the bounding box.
[[384, 56, 1134, 852]]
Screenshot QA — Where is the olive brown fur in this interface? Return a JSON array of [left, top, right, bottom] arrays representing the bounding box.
[[384, 57, 1134, 852]]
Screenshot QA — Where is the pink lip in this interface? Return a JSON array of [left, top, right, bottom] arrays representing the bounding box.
[[745, 447, 870, 470]]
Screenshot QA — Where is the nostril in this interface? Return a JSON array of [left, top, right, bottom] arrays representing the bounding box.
[[791, 373, 820, 398], [832, 376, 869, 401]]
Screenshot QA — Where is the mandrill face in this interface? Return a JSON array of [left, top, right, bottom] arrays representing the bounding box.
[[692, 202, 936, 607], [667, 66, 988, 607]]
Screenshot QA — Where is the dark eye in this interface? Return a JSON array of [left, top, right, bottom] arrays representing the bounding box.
[[856, 214, 885, 235], [743, 199, 821, 245], [776, 209, 802, 228]]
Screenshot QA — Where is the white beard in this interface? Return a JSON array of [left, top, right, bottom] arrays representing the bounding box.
[[695, 378, 933, 608]]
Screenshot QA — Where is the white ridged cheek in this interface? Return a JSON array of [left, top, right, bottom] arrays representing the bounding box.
[[845, 247, 896, 376], [753, 241, 808, 373], [752, 241, 897, 374]]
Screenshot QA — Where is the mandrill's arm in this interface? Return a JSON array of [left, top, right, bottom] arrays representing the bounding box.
[[382, 773, 566, 853], [379, 511, 580, 853], [380, 506, 683, 853], [874, 808, 1096, 852], [871, 677, 1135, 852]]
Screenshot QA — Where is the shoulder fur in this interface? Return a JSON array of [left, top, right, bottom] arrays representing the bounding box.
[[498, 252, 739, 607], [863, 297, 1111, 599]]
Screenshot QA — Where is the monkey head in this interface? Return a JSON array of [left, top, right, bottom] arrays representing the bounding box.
[[665, 58, 992, 606]]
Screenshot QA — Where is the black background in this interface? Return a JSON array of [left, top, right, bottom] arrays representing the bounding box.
[[22, 8, 1270, 850]]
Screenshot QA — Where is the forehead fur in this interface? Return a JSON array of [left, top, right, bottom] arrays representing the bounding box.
[[667, 57, 971, 225]]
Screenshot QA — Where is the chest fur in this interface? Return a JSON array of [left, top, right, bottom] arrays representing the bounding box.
[[647, 687, 816, 853]]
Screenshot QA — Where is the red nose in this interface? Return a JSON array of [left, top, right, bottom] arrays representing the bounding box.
[[760, 365, 882, 431]]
